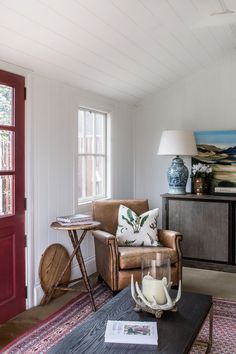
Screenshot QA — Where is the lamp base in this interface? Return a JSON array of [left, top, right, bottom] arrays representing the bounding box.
[[167, 156, 188, 195], [168, 186, 186, 194]]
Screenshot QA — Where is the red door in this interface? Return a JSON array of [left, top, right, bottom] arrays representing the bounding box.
[[0, 70, 25, 323]]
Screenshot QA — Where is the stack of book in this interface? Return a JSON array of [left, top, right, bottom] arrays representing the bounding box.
[[56, 213, 93, 226]]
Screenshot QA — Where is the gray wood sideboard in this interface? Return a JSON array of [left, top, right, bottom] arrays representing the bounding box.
[[161, 193, 236, 272]]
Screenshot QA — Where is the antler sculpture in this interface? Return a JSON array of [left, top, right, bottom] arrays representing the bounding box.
[[131, 274, 181, 318]]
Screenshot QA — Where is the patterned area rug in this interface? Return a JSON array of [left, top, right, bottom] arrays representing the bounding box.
[[1, 284, 113, 354], [191, 297, 236, 354], [1, 285, 236, 354]]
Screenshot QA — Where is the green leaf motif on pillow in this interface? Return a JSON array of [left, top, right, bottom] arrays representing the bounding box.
[[118, 223, 127, 233], [122, 215, 134, 228], [147, 233, 155, 245], [116, 205, 159, 247], [149, 216, 158, 235], [133, 216, 141, 233], [124, 210, 149, 233], [124, 239, 136, 246], [127, 208, 134, 222], [122, 214, 142, 234], [140, 214, 149, 227]]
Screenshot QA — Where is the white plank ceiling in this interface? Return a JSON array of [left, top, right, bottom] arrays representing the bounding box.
[[0, 0, 236, 103]]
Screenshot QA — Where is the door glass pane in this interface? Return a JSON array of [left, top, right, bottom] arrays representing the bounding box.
[[96, 156, 105, 196], [0, 85, 13, 126], [96, 113, 105, 154], [0, 131, 13, 170], [0, 175, 13, 216]]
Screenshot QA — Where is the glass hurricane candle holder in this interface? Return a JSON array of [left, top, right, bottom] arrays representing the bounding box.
[[141, 253, 171, 305], [131, 253, 181, 318]]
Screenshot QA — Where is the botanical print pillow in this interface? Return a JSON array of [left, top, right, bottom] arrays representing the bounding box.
[[116, 205, 159, 247]]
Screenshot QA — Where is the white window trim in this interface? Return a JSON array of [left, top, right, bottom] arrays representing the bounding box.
[[78, 107, 110, 206]]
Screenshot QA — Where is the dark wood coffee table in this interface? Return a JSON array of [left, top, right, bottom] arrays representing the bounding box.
[[48, 287, 213, 354]]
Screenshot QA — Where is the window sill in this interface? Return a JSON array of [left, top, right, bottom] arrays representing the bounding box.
[[78, 197, 111, 214]]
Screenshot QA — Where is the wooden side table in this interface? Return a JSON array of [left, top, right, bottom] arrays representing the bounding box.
[[42, 221, 100, 311]]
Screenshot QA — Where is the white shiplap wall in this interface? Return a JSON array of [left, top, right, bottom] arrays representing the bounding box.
[[133, 52, 236, 220], [26, 73, 134, 306]]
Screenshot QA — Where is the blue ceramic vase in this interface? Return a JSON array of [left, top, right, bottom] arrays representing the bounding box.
[[167, 156, 188, 194]]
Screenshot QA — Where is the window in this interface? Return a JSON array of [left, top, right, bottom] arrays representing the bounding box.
[[78, 108, 109, 203]]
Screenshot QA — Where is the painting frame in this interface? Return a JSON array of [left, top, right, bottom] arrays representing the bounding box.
[[192, 130, 236, 195]]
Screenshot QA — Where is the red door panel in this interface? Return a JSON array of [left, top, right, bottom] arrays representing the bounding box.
[[0, 70, 25, 323], [0, 231, 16, 303]]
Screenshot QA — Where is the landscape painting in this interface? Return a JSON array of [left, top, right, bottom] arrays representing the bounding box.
[[193, 130, 236, 194]]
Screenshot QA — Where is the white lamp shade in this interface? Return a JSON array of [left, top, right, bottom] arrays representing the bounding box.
[[158, 130, 197, 156]]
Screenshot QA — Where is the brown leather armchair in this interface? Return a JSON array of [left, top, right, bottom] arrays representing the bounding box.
[[92, 200, 182, 291]]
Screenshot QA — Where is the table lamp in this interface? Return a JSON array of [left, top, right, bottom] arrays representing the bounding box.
[[157, 130, 197, 194]]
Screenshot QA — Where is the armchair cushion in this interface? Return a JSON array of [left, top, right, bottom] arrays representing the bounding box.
[[119, 247, 178, 270], [116, 205, 159, 246]]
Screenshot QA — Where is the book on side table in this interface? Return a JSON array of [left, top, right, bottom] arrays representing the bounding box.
[[56, 213, 92, 225], [105, 320, 158, 345]]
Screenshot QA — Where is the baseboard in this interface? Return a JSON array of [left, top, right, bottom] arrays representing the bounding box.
[[33, 256, 96, 306], [183, 259, 236, 273]]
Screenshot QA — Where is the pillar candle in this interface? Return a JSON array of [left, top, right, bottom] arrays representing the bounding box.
[[142, 273, 166, 305]]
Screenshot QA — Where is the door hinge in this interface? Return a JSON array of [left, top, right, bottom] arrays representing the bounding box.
[[24, 234, 27, 248], [24, 197, 27, 211], [24, 87, 27, 100], [25, 286, 28, 299]]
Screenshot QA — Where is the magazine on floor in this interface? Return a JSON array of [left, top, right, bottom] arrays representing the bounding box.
[[104, 320, 158, 345]]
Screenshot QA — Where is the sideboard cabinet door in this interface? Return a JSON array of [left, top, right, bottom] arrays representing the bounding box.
[[168, 200, 228, 262]]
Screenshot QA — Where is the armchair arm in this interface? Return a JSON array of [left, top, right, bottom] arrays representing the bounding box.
[[158, 229, 183, 251], [92, 229, 119, 290], [159, 229, 183, 283], [92, 230, 117, 246]]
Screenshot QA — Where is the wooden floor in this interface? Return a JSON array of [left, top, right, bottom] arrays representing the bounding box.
[[0, 268, 236, 350], [0, 274, 98, 349], [183, 267, 236, 300]]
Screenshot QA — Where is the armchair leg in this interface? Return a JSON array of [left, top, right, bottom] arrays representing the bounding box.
[[97, 274, 104, 283], [112, 290, 120, 296]]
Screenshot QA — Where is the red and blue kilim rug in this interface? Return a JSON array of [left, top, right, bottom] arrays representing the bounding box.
[[1, 284, 236, 354], [191, 297, 236, 354]]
